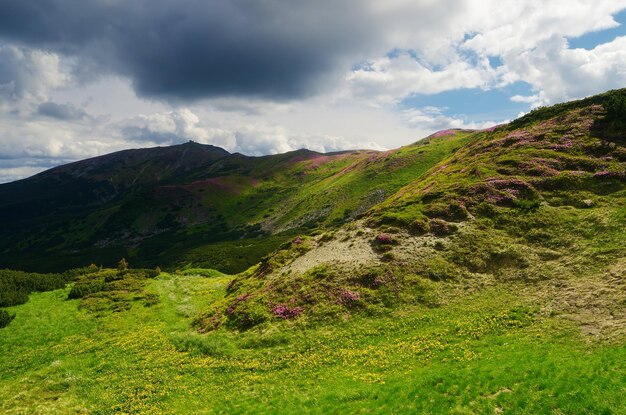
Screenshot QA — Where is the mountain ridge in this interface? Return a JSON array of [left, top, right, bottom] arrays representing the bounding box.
[[0, 89, 624, 278], [0, 129, 473, 272]]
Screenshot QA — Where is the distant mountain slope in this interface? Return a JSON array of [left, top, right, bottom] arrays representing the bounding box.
[[0, 131, 474, 272]]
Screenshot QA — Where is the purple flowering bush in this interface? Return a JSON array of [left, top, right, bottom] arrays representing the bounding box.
[[272, 304, 304, 319], [338, 289, 361, 306]]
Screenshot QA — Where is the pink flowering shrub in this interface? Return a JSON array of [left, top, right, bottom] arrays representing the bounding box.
[[272, 304, 304, 319], [224, 293, 270, 329], [594, 170, 623, 179], [429, 219, 457, 236], [338, 289, 361, 305], [375, 234, 395, 244]]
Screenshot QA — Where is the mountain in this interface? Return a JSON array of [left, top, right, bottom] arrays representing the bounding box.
[[0, 131, 474, 272], [1, 89, 625, 415]]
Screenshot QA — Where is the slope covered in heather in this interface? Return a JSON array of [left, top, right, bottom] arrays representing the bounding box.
[[200, 89, 625, 337]]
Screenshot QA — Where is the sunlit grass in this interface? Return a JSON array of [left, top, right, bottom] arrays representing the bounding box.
[[1, 273, 623, 414]]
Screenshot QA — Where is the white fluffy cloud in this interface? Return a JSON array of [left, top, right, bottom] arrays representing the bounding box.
[[505, 35, 626, 106], [118, 108, 384, 156], [0, 44, 70, 113], [402, 107, 498, 131], [347, 53, 497, 106], [345, 0, 626, 105]]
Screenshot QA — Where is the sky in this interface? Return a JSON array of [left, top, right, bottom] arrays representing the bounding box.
[[1, 1, 626, 183]]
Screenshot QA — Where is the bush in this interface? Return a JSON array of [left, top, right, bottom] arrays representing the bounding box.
[[0, 269, 75, 307], [514, 198, 541, 213], [409, 218, 429, 235], [381, 252, 396, 262], [225, 295, 270, 330], [118, 258, 129, 272], [429, 219, 458, 236], [604, 92, 626, 124], [272, 304, 304, 319], [423, 257, 460, 281], [67, 279, 106, 300], [0, 309, 15, 328], [423, 202, 469, 222], [0, 288, 28, 307]]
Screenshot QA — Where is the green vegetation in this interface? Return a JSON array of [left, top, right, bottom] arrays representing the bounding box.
[[1, 274, 624, 414], [0, 309, 15, 328], [0, 89, 625, 413], [0, 269, 73, 307]]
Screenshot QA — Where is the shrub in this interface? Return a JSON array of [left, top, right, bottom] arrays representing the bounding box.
[[272, 304, 304, 319], [423, 257, 459, 281], [319, 232, 335, 242], [381, 252, 395, 262], [375, 234, 396, 245], [604, 92, 626, 124], [103, 269, 124, 282], [371, 233, 398, 253], [225, 295, 270, 330], [537, 171, 590, 191], [409, 218, 429, 235], [0, 269, 74, 307], [514, 198, 541, 213], [429, 219, 457, 236], [0, 288, 28, 308], [338, 289, 361, 306], [67, 280, 106, 300], [423, 202, 469, 222], [0, 309, 15, 329], [143, 293, 160, 307], [118, 258, 129, 272]]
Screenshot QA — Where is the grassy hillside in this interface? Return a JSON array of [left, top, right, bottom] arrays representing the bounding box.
[[0, 132, 472, 273], [198, 90, 625, 334]]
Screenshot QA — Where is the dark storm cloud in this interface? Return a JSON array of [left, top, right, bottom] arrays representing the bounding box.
[[37, 101, 87, 120], [0, 0, 377, 100]]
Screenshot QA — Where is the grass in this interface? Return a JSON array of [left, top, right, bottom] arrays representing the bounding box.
[[1, 273, 624, 414]]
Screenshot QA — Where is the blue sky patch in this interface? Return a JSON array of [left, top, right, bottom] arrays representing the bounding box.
[[400, 81, 535, 123], [567, 9, 626, 50]]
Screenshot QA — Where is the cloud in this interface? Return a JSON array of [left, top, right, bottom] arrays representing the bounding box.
[[117, 108, 384, 155], [37, 101, 87, 120], [346, 52, 497, 105], [1, 0, 626, 184], [0, 43, 69, 112], [504, 35, 626, 106], [0, 0, 375, 100], [1, 1, 625, 107], [0, 158, 70, 183], [0, 0, 492, 102], [401, 107, 498, 131]]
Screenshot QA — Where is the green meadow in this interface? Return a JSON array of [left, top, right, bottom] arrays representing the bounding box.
[[1, 270, 624, 414]]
